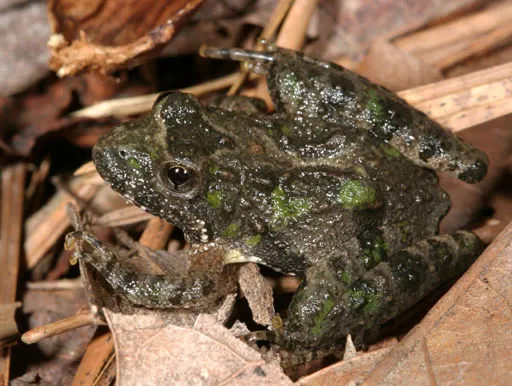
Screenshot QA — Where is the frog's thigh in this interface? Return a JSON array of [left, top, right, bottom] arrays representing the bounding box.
[[333, 231, 481, 337], [283, 231, 481, 349]]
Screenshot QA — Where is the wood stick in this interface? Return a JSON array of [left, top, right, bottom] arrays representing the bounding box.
[[21, 311, 101, 345], [71, 329, 115, 386], [0, 163, 26, 383]]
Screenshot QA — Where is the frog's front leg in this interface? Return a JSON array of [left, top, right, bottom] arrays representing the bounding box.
[[281, 230, 482, 350], [65, 231, 230, 308]]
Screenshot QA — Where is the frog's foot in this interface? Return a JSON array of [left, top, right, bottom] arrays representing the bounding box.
[[199, 46, 275, 75], [65, 231, 221, 309], [283, 231, 482, 350]]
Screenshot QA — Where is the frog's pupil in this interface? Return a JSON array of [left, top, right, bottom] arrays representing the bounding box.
[[168, 167, 189, 186]]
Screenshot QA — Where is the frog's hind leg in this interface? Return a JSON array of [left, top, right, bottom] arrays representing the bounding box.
[[282, 231, 482, 350]]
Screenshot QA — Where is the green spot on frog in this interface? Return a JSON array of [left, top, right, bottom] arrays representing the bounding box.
[[245, 234, 261, 247], [209, 165, 220, 175], [363, 235, 389, 265], [127, 158, 140, 169], [311, 296, 335, 336], [380, 144, 401, 158], [362, 293, 382, 315], [346, 286, 382, 315], [396, 221, 412, 243], [338, 180, 376, 209], [280, 125, 293, 136], [222, 223, 240, 238], [366, 89, 386, 124], [207, 190, 222, 209], [341, 271, 352, 285], [270, 186, 313, 229]]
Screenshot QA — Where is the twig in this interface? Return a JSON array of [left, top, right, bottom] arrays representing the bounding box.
[[139, 218, 174, 251], [0, 163, 26, 382], [21, 311, 103, 345], [275, 0, 319, 50], [26, 278, 84, 290]]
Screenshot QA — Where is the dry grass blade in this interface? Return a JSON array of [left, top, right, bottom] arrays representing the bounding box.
[[24, 177, 101, 269], [398, 61, 512, 132], [72, 73, 239, 119], [71, 329, 115, 386], [94, 206, 153, 227], [0, 163, 26, 382]]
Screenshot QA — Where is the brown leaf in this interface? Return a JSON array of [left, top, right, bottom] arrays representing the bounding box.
[[48, 0, 205, 76], [361, 220, 512, 385], [238, 263, 275, 327], [104, 312, 292, 385]]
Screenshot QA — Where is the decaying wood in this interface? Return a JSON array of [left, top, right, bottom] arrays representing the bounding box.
[[0, 163, 26, 383], [70, 329, 115, 386]]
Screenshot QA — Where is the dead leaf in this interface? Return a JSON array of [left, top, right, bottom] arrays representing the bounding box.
[[307, 0, 489, 59], [361, 219, 512, 385], [48, 0, 205, 76], [440, 119, 512, 234], [356, 39, 443, 91], [238, 263, 275, 327], [104, 312, 292, 385], [297, 346, 393, 385]]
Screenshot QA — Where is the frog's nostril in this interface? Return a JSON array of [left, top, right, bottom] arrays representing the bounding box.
[[119, 150, 127, 159]]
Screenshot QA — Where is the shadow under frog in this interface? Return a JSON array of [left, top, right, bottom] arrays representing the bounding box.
[[85, 46, 488, 351]]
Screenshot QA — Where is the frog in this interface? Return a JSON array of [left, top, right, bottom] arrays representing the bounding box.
[[84, 45, 488, 351]]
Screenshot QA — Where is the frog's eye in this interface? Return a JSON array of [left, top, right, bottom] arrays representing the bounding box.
[[162, 164, 199, 194], [167, 166, 189, 186]]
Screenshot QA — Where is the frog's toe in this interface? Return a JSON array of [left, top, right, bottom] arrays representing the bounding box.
[[456, 153, 489, 183]]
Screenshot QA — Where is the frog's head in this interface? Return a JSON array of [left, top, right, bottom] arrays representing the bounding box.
[[93, 91, 242, 243]]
